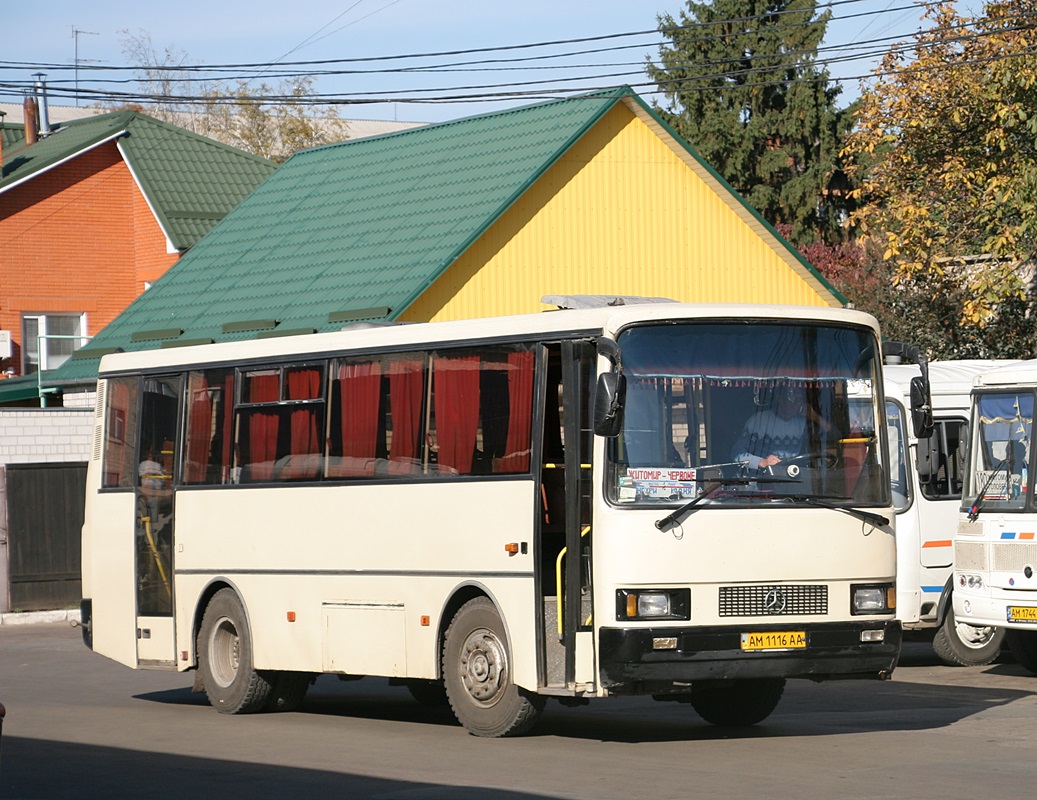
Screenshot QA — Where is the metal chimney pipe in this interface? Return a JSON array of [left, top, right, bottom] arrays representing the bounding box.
[[32, 72, 51, 134], [23, 93, 38, 145]]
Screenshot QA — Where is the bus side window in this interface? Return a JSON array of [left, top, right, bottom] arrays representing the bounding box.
[[427, 346, 535, 477], [102, 376, 140, 489], [182, 369, 236, 485], [235, 364, 325, 483], [919, 419, 967, 500]]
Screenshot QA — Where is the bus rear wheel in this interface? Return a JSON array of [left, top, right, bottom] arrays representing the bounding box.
[[442, 597, 544, 737], [689, 678, 785, 727], [933, 606, 1005, 667], [1006, 629, 1037, 675], [197, 589, 272, 714]]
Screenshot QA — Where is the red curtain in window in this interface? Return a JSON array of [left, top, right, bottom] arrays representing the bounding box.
[[221, 373, 234, 483], [498, 350, 534, 473], [434, 355, 481, 474], [388, 359, 423, 462], [338, 362, 382, 458], [287, 368, 321, 456], [249, 372, 280, 480], [185, 373, 212, 484]]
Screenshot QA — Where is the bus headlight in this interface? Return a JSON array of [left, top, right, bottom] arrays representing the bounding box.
[[851, 583, 896, 615], [616, 589, 690, 621], [958, 573, 984, 590]]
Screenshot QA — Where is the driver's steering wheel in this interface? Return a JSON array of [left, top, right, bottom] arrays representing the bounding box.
[[763, 451, 837, 478]]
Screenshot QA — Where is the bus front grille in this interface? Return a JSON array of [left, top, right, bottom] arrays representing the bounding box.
[[718, 585, 828, 616]]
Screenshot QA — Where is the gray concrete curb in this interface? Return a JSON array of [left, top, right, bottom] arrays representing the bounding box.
[[0, 609, 81, 626]]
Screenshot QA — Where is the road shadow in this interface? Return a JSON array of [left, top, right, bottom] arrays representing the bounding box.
[[0, 736, 564, 800], [133, 662, 1035, 745]]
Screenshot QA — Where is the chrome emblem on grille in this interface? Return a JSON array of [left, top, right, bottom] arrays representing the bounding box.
[[763, 589, 788, 614]]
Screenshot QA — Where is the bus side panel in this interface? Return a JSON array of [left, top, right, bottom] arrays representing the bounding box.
[[82, 487, 139, 668], [173, 480, 539, 688]]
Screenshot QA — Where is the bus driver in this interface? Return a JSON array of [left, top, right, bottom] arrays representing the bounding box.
[[732, 384, 807, 471]]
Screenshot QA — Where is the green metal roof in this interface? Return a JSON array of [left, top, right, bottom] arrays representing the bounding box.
[[49, 90, 624, 384], [0, 110, 276, 250], [42, 87, 841, 390]]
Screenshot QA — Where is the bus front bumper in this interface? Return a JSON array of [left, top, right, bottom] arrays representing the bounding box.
[[597, 619, 901, 691], [953, 590, 1037, 630]]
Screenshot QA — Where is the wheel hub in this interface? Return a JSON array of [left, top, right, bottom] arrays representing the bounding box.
[[459, 628, 507, 706], [209, 615, 240, 688]]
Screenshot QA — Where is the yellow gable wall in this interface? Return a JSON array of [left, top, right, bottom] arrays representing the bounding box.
[[400, 102, 838, 323]]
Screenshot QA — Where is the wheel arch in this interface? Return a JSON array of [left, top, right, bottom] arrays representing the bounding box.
[[435, 581, 510, 680], [188, 578, 247, 668], [935, 575, 955, 625]]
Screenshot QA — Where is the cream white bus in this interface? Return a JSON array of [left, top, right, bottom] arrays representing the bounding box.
[[883, 360, 1014, 666], [954, 359, 1037, 674], [80, 298, 903, 737]]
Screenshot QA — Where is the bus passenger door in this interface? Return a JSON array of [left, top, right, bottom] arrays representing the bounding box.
[[539, 341, 595, 691], [134, 374, 182, 666]]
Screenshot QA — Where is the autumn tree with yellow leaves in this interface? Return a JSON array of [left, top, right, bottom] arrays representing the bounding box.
[[843, 0, 1037, 337]]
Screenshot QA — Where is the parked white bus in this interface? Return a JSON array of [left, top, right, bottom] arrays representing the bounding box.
[[883, 360, 1014, 666], [954, 359, 1037, 674], [81, 299, 904, 737]]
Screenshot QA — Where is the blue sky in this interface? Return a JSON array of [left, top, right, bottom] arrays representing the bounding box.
[[2, 0, 939, 124]]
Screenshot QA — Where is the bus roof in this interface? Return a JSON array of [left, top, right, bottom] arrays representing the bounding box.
[[97, 301, 880, 376], [972, 358, 1037, 389], [885, 361, 1021, 399]]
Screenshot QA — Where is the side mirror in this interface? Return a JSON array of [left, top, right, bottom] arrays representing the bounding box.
[[910, 376, 934, 439], [593, 371, 626, 437]]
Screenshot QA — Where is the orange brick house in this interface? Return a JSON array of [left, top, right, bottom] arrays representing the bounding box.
[[0, 106, 275, 401]]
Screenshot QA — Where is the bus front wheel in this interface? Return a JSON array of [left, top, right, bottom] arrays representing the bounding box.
[[932, 606, 1005, 667], [442, 597, 544, 737], [689, 678, 786, 727], [197, 589, 272, 714], [1006, 629, 1037, 675]]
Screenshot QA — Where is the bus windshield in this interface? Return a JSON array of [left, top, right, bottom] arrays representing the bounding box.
[[965, 391, 1035, 513], [606, 321, 888, 508]]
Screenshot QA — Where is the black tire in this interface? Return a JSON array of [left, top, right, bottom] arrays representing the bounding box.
[[442, 597, 545, 737], [689, 679, 786, 727], [265, 671, 314, 712], [405, 679, 449, 707], [932, 606, 1005, 667], [197, 589, 272, 714], [1006, 629, 1037, 674]]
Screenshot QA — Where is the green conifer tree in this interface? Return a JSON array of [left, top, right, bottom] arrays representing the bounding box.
[[647, 0, 849, 244]]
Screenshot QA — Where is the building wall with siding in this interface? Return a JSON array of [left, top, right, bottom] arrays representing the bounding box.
[[402, 103, 832, 323]]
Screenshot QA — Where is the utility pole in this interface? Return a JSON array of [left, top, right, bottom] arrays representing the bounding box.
[[72, 26, 100, 107]]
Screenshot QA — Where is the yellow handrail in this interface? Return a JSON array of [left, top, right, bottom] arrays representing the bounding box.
[[140, 516, 172, 599], [555, 525, 592, 636]]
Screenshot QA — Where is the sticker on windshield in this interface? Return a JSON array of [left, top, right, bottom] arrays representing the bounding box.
[[622, 467, 700, 501]]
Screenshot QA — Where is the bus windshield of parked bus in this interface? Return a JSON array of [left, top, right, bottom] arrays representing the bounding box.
[[965, 391, 1035, 514], [606, 321, 888, 507]]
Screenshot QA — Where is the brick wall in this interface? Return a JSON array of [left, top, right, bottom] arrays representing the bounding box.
[[0, 408, 93, 464], [0, 141, 178, 375]]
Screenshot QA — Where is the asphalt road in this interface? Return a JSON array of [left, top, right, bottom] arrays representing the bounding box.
[[1, 623, 1035, 800]]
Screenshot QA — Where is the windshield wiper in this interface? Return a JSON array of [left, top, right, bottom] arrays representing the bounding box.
[[967, 458, 1009, 521], [771, 494, 889, 527], [654, 477, 764, 531]]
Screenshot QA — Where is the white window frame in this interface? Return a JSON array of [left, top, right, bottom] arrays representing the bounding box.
[[21, 312, 89, 374]]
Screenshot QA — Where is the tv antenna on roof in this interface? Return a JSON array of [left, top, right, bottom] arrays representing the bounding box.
[[72, 26, 101, 107]]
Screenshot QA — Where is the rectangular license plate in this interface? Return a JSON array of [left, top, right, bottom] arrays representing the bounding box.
[[741, 631, 807, 651], [1007, 606, 1037, 622]]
